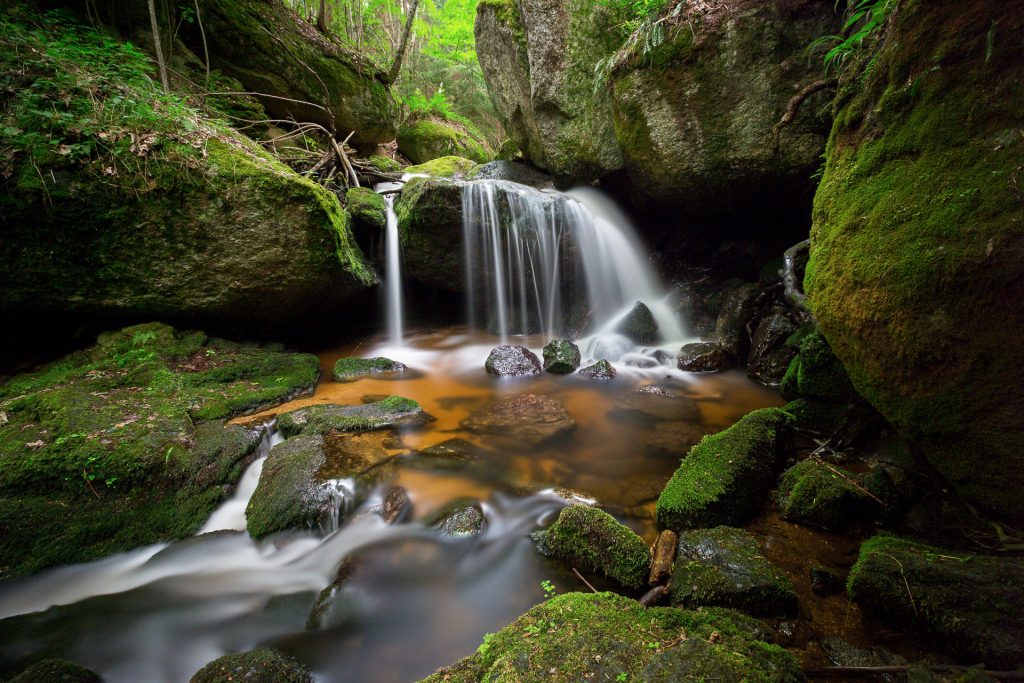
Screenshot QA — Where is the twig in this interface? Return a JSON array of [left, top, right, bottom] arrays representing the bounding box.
[[331, 135, 359, 188], [572, 567, 598, 593], [876, 551, 918, 617], [818, 459, 885, 506], [83, 470, 101, 499]]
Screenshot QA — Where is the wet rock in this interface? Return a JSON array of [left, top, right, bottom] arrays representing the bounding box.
[[405, 155, 479, 178], [577, 359, 617, 379], [469, 160, 553, 188], [420, 592, 802, 682], [670, 526, 797, 617], [746, 311, 797, 384], [277, 397, 432, 437], [809, 567, 844, 597], [848, 534, 1024, 667], [333, 356, 408, 382], [460, 394, 576, 448], [615, 302, 659, 344], [670, 283, 716, 338], [190, 646, 313, 683], [777, 459, 892, 530], [417, 438, 485, 461], [426, 498, 486, 537], [306, 557, 360, 630], [677, 342, 733, 372], [534, 505, 650, 590], [657, 407, 793, 530], [714, 283, 761, 359], [394, 177, 466, 291], [780, 325, 858, 404], [644, 421, 708, 459], [373, 486, 412, 525], [610, 384, 701, 424], [8, 659, 102, 683], [542, 339, 581, 374], [484, 344, 543, 377]]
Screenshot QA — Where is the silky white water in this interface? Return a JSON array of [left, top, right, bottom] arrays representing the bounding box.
[[376, 181, 406, 348]]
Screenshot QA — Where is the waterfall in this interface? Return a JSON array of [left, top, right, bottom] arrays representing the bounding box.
[[376, 182, 405, 347], [461, 180, 684, 344]]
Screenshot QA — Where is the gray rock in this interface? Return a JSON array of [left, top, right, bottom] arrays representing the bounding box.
[[427, 499, 486, 537], [485, 344, 543, 377], [677, 342, 733, 372], [746, 311, 797, 384], [610, 384, 701, 424], [577, 359, 617, 379]]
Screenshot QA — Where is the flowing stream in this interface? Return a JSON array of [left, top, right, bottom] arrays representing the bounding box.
[[376, 181, 406, 348]]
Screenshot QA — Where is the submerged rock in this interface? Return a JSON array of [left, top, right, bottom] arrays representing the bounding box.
[[577, 359, 617, 379], [610, 384, 701, 424], [804, 0, 1024, 519], [534, 505, 650, 590], [848, 534, 1024, 667], [644, 421, 709, 459], [420, 592, 802, 682], [777, 459, 890, 530], [276, 397, 432, 437], [677, 342, 733, 372], [615, 302, 659, 344], [670, 526, 797, 617], [656, 407, 793, 530], [397, 116, 491, 165], [8, 659, 102, 683], [484, 345, 543, 377], [190, 646, 313, 683], [426, 498, 486, 538], [332, 356, 408, 382], [460, 394, 576, 448], [542, 339, 581, 374]]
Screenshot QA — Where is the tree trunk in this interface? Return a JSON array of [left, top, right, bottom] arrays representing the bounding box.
[[316, 0, 329, 32], [147, 0, 170, 91], [387, 0, 419, 84]]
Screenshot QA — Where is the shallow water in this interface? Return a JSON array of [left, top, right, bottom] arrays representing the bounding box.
[[1, 327, 870, 683]]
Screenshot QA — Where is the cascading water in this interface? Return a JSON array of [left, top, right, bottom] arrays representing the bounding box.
[[376, 181, 405, 347], [461, 180, 685, 349]]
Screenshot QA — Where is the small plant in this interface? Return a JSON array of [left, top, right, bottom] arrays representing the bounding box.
[[807, 0, 896, 74], [476, 632, 495, 656], [616, 673, 628, 682], [541, 579, 557, 599], [523, 623, 542, 636]]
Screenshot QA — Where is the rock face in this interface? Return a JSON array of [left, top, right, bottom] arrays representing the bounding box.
[[805, 0, 1024, 520], [397, 116, 492, 164], [469, 160, 553, 188], [460, 394, 576, 447], [534, 505, 650, 589], [671, 526, 797, 617], [484, 345, 543, 377], [0, 14, 374, 328], [0, 323, 316, 578], [474, 0, 628, 182], [187, 0, 399, 145], [657, 407, 793, 531], [848, 535, 1024, 667], [190, 646, 313, 683], [542, 339, 581, 374], [420, 592, 803, 682]]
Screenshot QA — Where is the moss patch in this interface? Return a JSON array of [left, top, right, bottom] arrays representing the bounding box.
[[397, 117, 492, 165], [332, 356, 407, 382], [276, 397, 429, 437], [345, 187, 388, 233], [656, 407, 793, 531], [190, 646, 313, 683], [405, 155, 479, 178], [777, 458, 889, 530]]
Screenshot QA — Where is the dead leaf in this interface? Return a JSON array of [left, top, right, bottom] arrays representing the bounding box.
[[26, 440, 45, 449]]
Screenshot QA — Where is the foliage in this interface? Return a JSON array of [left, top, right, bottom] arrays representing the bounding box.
[[807, 0, 896, 74]]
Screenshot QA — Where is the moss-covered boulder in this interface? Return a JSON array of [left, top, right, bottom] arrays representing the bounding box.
[[670, 526, 797, 617], [8, 659, 102, 683], [848, 534, 1024, 667], [542, 339, 581, 374], [332, 356, 408, 382], [609, 0, 837, 215], [190, 647, 313, 683], [276, 397, 431, 437], [474, 0, 629, 182], [0, 12, 374, 327], [397, 117, 491, 165], [534, 505, 650, 590], [656, 407, 793, 531], [804, 0, 1024, 518], [777, 458, 890, 530], [394, 176, 466, 291], [779, 326, 857, 404], [345, 187, 388, 236], [0, 323, 317, 577], [405, 155, 479, 178], [616, 302, 659, 344], [420, 592, 803, 682], [185, 0, 398, 144]]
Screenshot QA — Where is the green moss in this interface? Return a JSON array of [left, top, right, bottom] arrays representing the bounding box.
[[405, 155, 480, 178], [190, 647, 313, 683], [656, 408, 793, 531], [366, 154, 404, 173], [276, 397, 428, 437], [332, 356, 406, 381], [671, 526, 797, 617], [535, 505, 650, 590], [777, 459, 884, 530], [419, 592, 802, 682], [345, 187, 388, 232], [7, 658, 102, 683], [804, 0, 1024, 517], [398, 116, 492, 165], [779, 327, 856, 403], [848, 534, 1024, 667], [244, 435, 327, 539]]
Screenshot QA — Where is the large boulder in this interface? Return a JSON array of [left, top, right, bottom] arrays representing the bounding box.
[[0, 323, 317, 577], [187, 0, 399, 145], [394, 177, 466, 291], [190, 647, 313, 683], [420, 592, 803, 682], [804, 0, 1024, 518], [0, 14, 374, 328], [397, 116, 492, 164], [484, 345, 543, 377], [609, 0, 837, 214], [474, 0, 629, 182], [460, 393, 576, 447], [848, 534, 1024, 667]]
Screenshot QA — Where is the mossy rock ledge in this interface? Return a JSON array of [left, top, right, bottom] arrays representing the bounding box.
[[419, 592, 803, 682], [848, 534, 1024, 668], [0, 323, 319, 578], [804, 0, 1024, 519], [276, 397, 432, 438]]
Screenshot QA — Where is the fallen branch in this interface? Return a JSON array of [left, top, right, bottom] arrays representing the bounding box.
[[330, 135, 359, 188], [639, 585, 670, 607], [572, 568, 599, 593]]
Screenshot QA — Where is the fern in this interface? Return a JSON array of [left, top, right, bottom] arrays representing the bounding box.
[[808, 0, 896, 75]]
